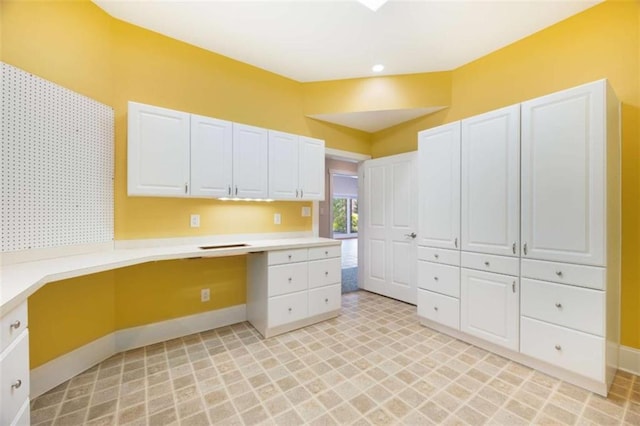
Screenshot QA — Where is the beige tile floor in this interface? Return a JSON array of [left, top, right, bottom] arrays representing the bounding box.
[[31, 291, 639, 425]]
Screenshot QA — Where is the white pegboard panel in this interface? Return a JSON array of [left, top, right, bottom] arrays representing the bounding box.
[[1, 62, 114, 252]]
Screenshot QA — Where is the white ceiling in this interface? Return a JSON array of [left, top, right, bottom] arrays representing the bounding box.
[[308, 106, 446, 132], [94, 0, 601, 83]]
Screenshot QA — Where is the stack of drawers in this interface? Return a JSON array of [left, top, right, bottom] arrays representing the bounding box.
[[247, 244, 342, 338], [520, 259, 607, 382], [417, 246, 461, 330], [0, 302, 30, 426]]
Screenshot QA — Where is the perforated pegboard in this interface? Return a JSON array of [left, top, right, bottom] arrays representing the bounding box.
[[1, 62, 114, 252]]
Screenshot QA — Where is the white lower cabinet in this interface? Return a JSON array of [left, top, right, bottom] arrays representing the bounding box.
[[460, 268, 519, 351], [1, 328, 30, 426], [417, 261, 460, 298], [417, 289, 460, 330], [247, 244, 341, 338]]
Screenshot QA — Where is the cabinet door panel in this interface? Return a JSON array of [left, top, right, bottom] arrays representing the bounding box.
[[128, 102, 190, 197], [299, 137, 325, 200], [268, 131, 299, 200], [233, 124, 269, 199], [418, 122, 460, 249], [461, 105, 520, 256], [190, 115, 233, 198], [521, 81, 605, 266], [460, 269, 519, 350]]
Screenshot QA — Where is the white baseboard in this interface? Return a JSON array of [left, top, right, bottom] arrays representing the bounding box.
[[31, 304, 246, 398], [30, 333, 116, 398], [619, 345, 640, 376]]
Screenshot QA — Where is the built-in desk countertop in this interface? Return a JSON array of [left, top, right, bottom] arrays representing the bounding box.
[[0, 237, 340, 317]]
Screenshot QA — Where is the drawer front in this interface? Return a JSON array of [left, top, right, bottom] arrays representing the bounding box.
[[521, 279, 604, 336], [0, 302, 27, 354], [521, 259, 605, 290], [12, 399, 30, 426], [308, 245, 341, 260], [308, 258, 341, 289], [417, 289, 460, 330], [461, 252, 519, 276], [418, 261, 460, 297], [268, 263, 309, 296], [268, 292, 308, 327], [521, 317, 604, 381], [308, 284, 341, 317], [268, 248, 308, 266], [418, 246, 460, 266], [0, 330, 30, 426]]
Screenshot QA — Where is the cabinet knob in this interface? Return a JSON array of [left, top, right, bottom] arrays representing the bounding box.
[[454, 238, 458, 248], [434, 306, 438, 311], [555, 302, 562, 309], [484, 261, 490, 267], [288, 277, 292, 282], [433, 276, 439, 281], [554, 345, 562, 351], [10, 320, 21, 330], [288, 255, 292, 260], [556, 271, 563, 277], [325, 271, 328, 276], [523, 243, 528, 255], [325, 298, 329, 303], [325, 250, 328, 255], [434, 254, 439, 259], [11, 379, 22, 390], [512, 242, 516, 254], [288, 307, 292, 313]]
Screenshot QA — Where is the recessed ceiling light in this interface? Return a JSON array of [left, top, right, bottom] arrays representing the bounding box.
[[372, 64, 385, 73]]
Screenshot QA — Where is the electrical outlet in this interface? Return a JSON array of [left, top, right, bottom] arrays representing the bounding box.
[[201, 288, 210, 302], [301, 206, 311, 217], [190, 214, 200, 228], [274, 213, 281, 225]]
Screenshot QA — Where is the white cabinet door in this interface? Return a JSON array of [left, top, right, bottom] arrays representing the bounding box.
[[268, 130, 299, 200], [361, 152, 418, 304], [128, 102, 190, 197], [460, 268, 519, 350], [233, 123, 269, 199], [299, 136, 325, 200], [418, 122, 461, 250], [521, 81, 606, 266], [461, 105, 520, 256], [190, 115, 233, 198]]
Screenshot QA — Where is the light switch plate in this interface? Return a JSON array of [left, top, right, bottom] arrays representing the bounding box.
[[274, 213, 281, 225], [301, 206, 311, 217], [190, 214, 200, 228]]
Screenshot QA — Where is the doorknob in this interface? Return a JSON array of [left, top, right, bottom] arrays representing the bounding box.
[[405, 232, 417, 239]]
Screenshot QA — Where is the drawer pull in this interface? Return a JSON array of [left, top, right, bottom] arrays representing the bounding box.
[[554, 345, 562, 351], [523, 243, 528, 255], [512, 242, 516, 254], [484, 261, 490, 267], [555, 302, 563, 309], [433, 276, 439, 281], [288, 307, 292, 313], [434, 254, 439, 259], [325, 250, 328, 255], [11, 379, 22, 390], [325, 271, 328, 276], [434, 306, 439, 311], [10, 320, 21, 330], [325, 298, 329, 303], [288, 255, 292, 260], [556, 271, 563, 277], [288, 277, 292, 282], [512, 281, 516, 293], [454, 238, 458, 248]]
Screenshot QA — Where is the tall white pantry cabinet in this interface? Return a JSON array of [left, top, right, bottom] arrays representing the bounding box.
[[417, 80, 621, 396]]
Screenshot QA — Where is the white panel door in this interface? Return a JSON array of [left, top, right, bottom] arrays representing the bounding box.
[[268, 130, 299, 200], [418, 122, 461, 249], [460, 268, 519, 350], [128, 102, 190, 197], [521, 81, 605, 266], [461, 105, 520, 256], [190, 115, 233, 198], [361, 152, 418, 304], [233, 123, 269, 199], [299, 136, 325, 200]]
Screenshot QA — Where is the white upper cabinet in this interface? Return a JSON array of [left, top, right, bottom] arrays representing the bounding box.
[[521, 81, 606, 266], [233, 124, 269, 199], [298, 136, 325, 200], [268, 132, 325, 200], [128, 102, 190, 197], [461, 105, 520, 256], [190, 115, 233, 198], [418, 122, 461, 250]]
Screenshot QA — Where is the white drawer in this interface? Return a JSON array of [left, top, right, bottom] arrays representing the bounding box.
[[418, 246, 460, 266], [308, 284, 341, 317], [12, 398, 30, 426], [1, 302, 27, 354], [461, 252, 519, 276], [521, 259, 605, 290], [308, 258, 341, 289], [417, 289, 460, 330], [521, 317, 604, 381], [268, 292, 308, 327], [308, 245, 341, 260], [417, 261, 460, 298], [268, 263, 308, 296], [268, 248, 308, 266], [521, 279, 604, 336], [0, 330, 30, 426]]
